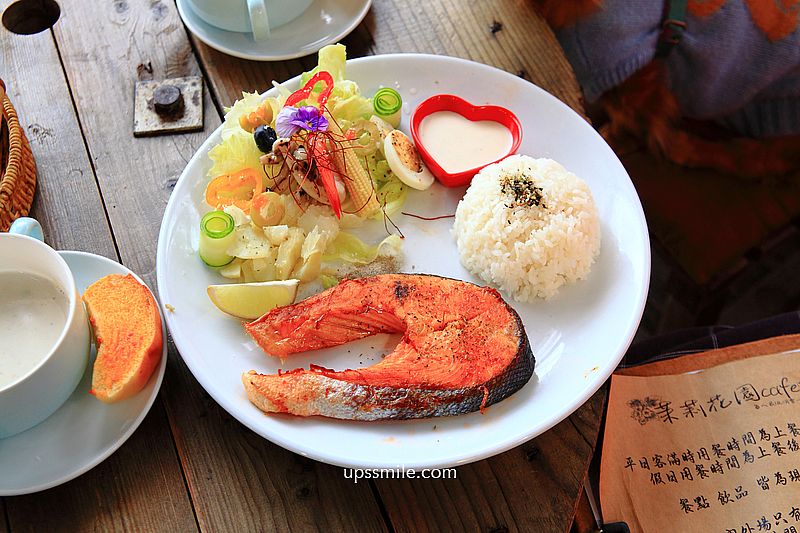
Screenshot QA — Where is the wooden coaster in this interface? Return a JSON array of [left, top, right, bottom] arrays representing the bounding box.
[[133, 76, 203, 137]]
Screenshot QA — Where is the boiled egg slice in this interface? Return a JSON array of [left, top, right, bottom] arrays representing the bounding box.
[[383, 130, 434, 191]]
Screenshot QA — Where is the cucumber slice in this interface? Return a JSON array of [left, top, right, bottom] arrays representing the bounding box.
[[199, 211, 236, 267], [373, 87, 402, 128]]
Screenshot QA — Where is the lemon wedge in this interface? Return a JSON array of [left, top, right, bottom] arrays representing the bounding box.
[[207, 280, 299, 320]]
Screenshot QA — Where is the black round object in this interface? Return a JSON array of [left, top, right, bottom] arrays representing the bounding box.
[[153, 84, 183, 116], [2, 0, 60, 35], [254, 126, 277, 153]]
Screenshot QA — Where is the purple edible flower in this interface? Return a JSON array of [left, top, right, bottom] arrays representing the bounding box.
[[275, 105, 329, 138]]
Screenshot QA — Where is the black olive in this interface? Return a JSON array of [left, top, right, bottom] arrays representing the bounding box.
[[254, 125, 277, 153]]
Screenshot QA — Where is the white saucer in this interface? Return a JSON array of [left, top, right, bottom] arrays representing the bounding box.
[[176, 0, 372, 61], [0, 251, 167, 496]]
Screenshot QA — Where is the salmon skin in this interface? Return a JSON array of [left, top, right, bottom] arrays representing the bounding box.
[[243, 274, 535, 420]]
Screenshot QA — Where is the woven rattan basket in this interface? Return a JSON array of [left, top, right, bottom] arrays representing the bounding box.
[[0, 79, 36, 231]]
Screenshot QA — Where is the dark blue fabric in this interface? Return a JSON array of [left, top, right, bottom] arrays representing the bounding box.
[[554, 0, 800, 137]]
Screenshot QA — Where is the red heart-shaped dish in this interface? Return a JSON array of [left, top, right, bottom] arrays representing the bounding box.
[[410, 94, 522, 187]]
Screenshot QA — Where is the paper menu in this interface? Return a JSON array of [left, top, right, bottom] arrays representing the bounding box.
[[600, 345, 800, 533]]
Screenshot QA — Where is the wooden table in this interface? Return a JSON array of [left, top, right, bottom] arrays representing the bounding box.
[[1, 1, 606, 530]]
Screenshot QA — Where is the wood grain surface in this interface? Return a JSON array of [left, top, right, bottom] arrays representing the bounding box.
[[0, 6, 198, 532], [0, 4, 116, 260], [373, 411, 599, 533], [0, 0, 606, 531]]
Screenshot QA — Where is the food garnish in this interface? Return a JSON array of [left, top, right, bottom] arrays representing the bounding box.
[[500, 175, 545, 208], [199, 210, 236, 267], [453, 155, 600, 301], [207, 279, 298, 320], [319, 274, 339, 288], [199, 44, 408, 289], [250, 191, 284, 227], [372, 87, 402, 128], [383, 130, 434, 191], [242, 274, 535, 420], [327, 115, 381, 216], [83, 274, 162, 403], [204, 168, 262, 211], [401, 212, 455, 221], [238, 100, 274, 133], [369, 114, 394, 139], [323, 232, 402, 265], [275, 105, 329, 138], [253, 125, 277, 153]]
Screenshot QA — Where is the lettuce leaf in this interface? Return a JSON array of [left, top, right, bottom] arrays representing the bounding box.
[[320, 274, 339, 288], [208, 129, 265, 179], [332, 93, 373, 122], [298, 44, 372, 121], [323, 232, 403, 264], [301, 43, 347, 85]]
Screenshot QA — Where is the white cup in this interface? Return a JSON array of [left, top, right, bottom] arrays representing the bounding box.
[[187, 0, 314, 40], [0, 218, 90, 438]]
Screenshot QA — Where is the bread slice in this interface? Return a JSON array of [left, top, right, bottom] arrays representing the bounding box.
[[82, 274, 163, 403]]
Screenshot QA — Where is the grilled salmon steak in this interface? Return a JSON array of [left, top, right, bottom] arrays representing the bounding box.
[[243, 274, 535, 420]]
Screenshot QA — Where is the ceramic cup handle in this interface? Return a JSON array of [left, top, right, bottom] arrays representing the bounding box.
[[247, 0, 271, 41], [9, 217, 44, 242]]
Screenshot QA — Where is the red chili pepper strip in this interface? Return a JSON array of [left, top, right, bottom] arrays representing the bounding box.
[[284, 71, 334, 108], [309, 138, 342, 219]]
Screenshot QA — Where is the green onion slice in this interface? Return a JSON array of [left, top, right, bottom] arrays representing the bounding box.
[[200, 210, 235, 239], [373, 87, 402, 117]]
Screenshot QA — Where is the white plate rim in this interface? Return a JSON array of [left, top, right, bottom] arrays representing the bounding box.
[[0, 251, 168, 496], [176, 0, 372, 61], [157, 53, 651, 469]]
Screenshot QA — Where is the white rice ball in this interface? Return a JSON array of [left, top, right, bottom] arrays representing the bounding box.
[[453, 155, 601, 301]]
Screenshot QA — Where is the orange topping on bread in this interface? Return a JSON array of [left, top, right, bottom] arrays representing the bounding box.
[[82, 274, 163, 403]]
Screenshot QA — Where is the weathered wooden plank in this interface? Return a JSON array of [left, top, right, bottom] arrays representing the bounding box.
[[50, 0, 211, 281], [5, 404, 197, 533], [1, 499, 8, 533], [568, 387, 608, 448], [0, 10, 199, 532], [0, 11, 115, 259], [373, 413, 594, 533], [48, 0, 388, 530]]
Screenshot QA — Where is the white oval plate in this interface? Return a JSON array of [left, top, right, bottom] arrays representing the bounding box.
[[0, 251, 167, 495], [157, 54, 650, 469], [176, 0, 371, 61]]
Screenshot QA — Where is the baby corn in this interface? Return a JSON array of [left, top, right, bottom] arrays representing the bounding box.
[[327, 116, 380, 217]]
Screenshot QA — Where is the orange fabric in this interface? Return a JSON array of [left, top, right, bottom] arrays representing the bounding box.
[[532, 0, 603, 28], [745, 0, 800, 41], [688, 0, 727, 18]]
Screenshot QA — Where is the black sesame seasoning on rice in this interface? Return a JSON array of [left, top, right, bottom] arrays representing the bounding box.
[[500, 173, 545, 209]]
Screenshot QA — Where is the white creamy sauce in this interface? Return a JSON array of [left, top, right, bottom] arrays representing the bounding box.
[[0, 271, 68, 389], [418, 111, 512, 173]]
